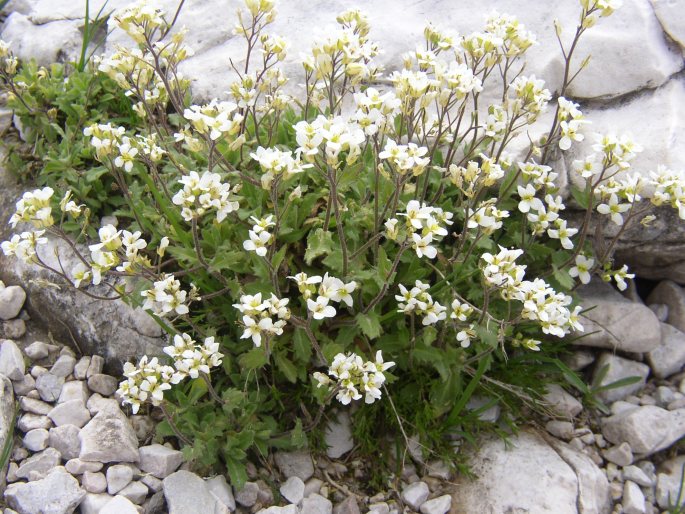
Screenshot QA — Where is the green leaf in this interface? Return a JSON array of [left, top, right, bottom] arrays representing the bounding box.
[[272, 245, 288, 270], [356, 311, 382, 340], [571, 185, 590, 210], [304, 228, 334, 265], [293, 329, 312, 363], [290, 418, 307, 448], [238, 348, 268, 371], [225, 456, 248, 490], [321, 342, 344, 363], [274, 352, 298, 384]]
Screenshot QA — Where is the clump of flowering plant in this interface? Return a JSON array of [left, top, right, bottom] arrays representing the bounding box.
[[2, 0, 682, 486]]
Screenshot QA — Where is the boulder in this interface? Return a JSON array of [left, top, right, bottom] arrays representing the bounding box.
[[79, 405, 139, 463], [601, 405, 685, 456], [648, 280, 685, 332], [572, 281, 661, 352], [592, 353, 650, 403], [4, 467, 86, 514], [647, 323, 685, 378], [163, 470, 229, 514], [449, 430, 609, 514]]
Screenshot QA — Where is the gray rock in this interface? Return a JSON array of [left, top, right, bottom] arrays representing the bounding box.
[[163, 470, 229, 514], [465, 395, 501, 422], [401, 482, 429, 511], [19, 396, 52, 415], [2, 318, 26, 339], [592, 353, 650, 403], [79, 493, 115, 514], [419, 495, 451, 514], [87, 374, 118, 396], [47, 399, 91, 428], [138, 444, 184, 478], [15, 447, 62, 481], [73, 357, 90, 380], [235, 481, 259, 507], [301, 493, 333, 514], [280, 476, 305, 505], [64, 458, 103, 475], [602, 406, 685, 456], [24, 341, 50, 360], [0, 286, 26, 320], [143, 490, 167, 514], [22, 428, 49, 452], [0, 340, 25, 380], [572, 281, 661, 353], [545, 420, 574, 440], [656, 456, 685, 509], [12, 374, 35, 396], [82, 471, 107, 494], [48, 424, 81, 460], [50, 354, 75, 378], [450, 430, 603, 514], [79, 405, 139, 463], [325, 411, 354, 459], [623, 465, 653, 487], [542, 384, 583, 419], [141, 474, 163, 493], [0, 375, 15, 486], [107, 464, 134, 495], [118, 481, 148, 504], [602, 442, 633, 467], [257, 507, 299, 514], [565, 350, 595, 371], [4, 467, 85, 514], [86, 393, 120, 415], [303, 478, 323, 499], [205, 475, 236, 512], [623, 480, 646, 514], [647, 280, 685, 333], [86, 355, 104, 378], [101, 495, 139, 514], [274, 451, 314, 481], [35, 372, 64, 402], [17, 413, 51, 432], [647, 323, 685, 378], [649, 303, 669, 322], [333, 496, 361, 514], [656, 385, 677, 406], [57, 380, 89, 404]]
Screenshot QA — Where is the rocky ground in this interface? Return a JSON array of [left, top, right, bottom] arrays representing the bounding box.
[[2, 276, 685, 513]]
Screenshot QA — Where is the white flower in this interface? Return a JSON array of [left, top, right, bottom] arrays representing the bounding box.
[[243, 230, 271, 256], [569, 255, 595, 285], [457, 325, 476, 348], [172, 171, 239, 223], [307, 296, 336, 320], [411, 233, 437, 259], [596, 193, 630, 226], [547, 220, 578, 250], [517, 184, 543, 214]]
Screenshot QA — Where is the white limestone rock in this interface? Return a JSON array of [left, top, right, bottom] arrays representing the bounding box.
[[325, 410, 354, 459], [35, 372, 64, 402], [19, 397, 51, 415], [16, 413, 51, 432], [82, 471, 107, 494], [0, 13, 83, 66], [50, 354, 75, 378], [274, 451, 314, 481], [22, 428, 49, 452], [0, 340, 25, 380], [101, 494, 139, 514], [48, 424, 81, 460], [163, 470, 229, 514], [602, 405, 685, 456], [592, 353, 651, 403], [138, 443, 184, 478], [401, 482, 430, 511], [106, 464, 133, 495], [623, 480, 646, 514], [15, 447, 62, 481], [4, 467, 85, 514], [648, 323, 685, 378], [47, 399, 91, 428], [79, 493, 115, 514], [656, 455, 685, 509], [79, 406, 139, 463], [542, 384, 583, 419], [280, 476, 305, 505], [301, 493, 333, 514], [651, 0, 685, 48], [57, 380, 89, 404], [24, 341, 50, 360], [118, 480, 148, 504], [64, 458, 103, 475], [419, 495, 452, 514], [206, 475, 236, 512], [235, 481, 259, 508], [87, 374, 118, 396], [648, 280, 685, 332], [572, 281, 661, 353], [0, 286, 26, 321]]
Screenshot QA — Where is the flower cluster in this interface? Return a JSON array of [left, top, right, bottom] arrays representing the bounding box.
[[172, 171, 240, 223], [117, 356, 176, 414], [510, 75, 551, 121], [9, 187, 54, 229], [557, 97, 589, 150], [83, 123, 126, 161], [466, 200, 509, 234], [288, 273, 357, 320], [243, 215, 275, 257], [649, 166, 685, 219], [184, 100, 244, 146], [396, 280, 446, 326], [448, 155, 505, 197], [313, 351, 394, 405], [351, 87, 401, 136], [379, 140, 430, 176], [233, 293, 290, 347], [141, 274, 191, 317], [294, 115, 365, 166], [250, 147, 312, 189], [1, 230, 47, 263], [163, 333, 223, 380], [385, 201, 453, 259]]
